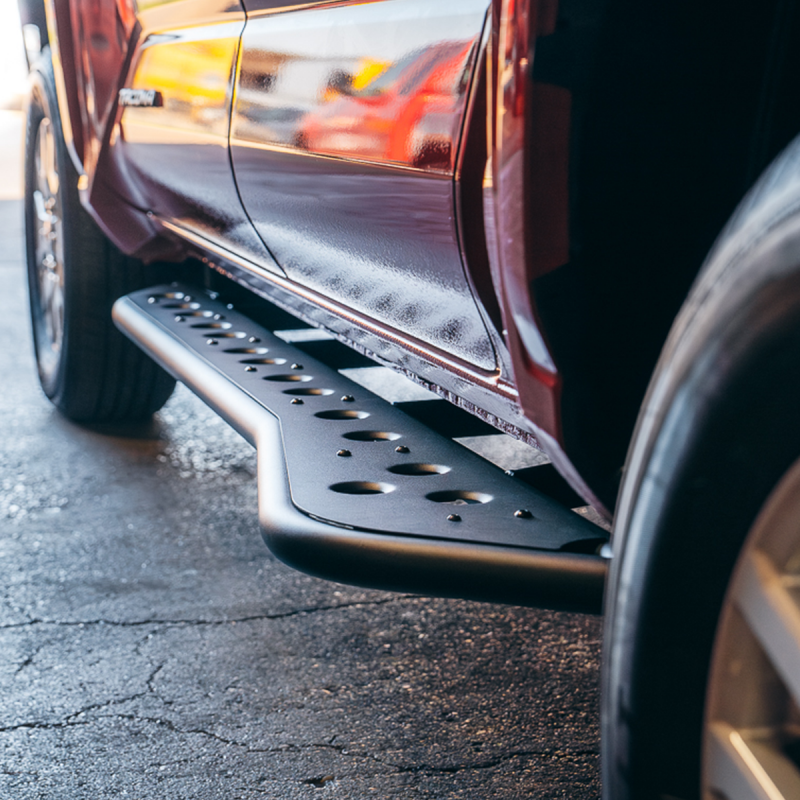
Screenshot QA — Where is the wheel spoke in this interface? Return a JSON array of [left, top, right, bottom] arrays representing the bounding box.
[[33, 188, 49, 224], [706, 723, 800, 800], [31, 117, 65, 356], [36, 117, 58, 198], [735, 550, 800, 710]]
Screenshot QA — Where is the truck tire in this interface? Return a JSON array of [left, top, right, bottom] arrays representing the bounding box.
[[25, 48, 176, 423], [602, 132, 800, 799]]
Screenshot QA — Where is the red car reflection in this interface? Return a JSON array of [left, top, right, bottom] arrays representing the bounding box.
[[297, 41, 473, 172]]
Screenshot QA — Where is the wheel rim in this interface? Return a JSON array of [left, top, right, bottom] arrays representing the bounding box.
[[703, 456, 800, 799], [31, 115, 64, 380]]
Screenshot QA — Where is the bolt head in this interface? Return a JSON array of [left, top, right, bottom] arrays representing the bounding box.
[[213, 313, 224, 320], [341, 395, 355, 402], [291, 363, 303, 370], [290, 398, 304, 405], [174, 315, 185, 323], [447, 514, 462, 522], [226, 303, 234, 310], [206, 338, 218, 346], [336, 449, 352, 458], [244, 366, 257, 373], [514, 509, 533, 519], [248, 336, 260, 344], [147, 296, 157, 304], [395, 445, 410, 454]]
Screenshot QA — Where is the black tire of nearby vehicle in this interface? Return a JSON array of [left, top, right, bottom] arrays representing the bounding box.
[[602, 133, 800, 800], [25, 48, 176, 423]]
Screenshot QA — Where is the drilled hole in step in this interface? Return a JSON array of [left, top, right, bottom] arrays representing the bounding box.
[[192, 321, 232, 330], [264, 374, 314, 383], [284, 388, 335, 396], [225, 346, 269, 355], [426, 490, 493, 505], [240, 357, 287, 366], [330, 481, 395, 495], [147, 291, 185, 302], [388, 463, 451, 476], [342, 431, 401, 442], [162, 303, 203, 311], [315, 410, 370, 420]]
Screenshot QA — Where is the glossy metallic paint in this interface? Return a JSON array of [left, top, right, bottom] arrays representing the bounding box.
[[230, 0, 498, 371], [155, 216, 545, 442], [485, 0, 564, 436], [45, 0, 84, 174], [47, 0, 603, 504], [111, 1, 283, 269], [452, 17, 516, 388]]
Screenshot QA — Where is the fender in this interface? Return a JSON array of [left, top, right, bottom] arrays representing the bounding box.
[[41, 0, 84, 177], [40, 0, 177, 258]]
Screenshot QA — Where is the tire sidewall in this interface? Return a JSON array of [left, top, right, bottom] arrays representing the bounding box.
[[23, 48, 177, 423], [602, 139, 800, 799]]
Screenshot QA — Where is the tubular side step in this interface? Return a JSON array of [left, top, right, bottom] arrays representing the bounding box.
[[113, 285, 609, 613]]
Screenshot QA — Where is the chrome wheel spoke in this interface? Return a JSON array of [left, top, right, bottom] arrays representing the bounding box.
[[31, 117, 65, 357], [735, 551, 800, 709], [706, 722, 800, 800], [704, 459, 800, 799], [35, 116, 58, 199]]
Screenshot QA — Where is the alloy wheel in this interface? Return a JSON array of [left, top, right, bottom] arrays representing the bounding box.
[[704, 456, 800, 799], [31, 115, 65, 382]]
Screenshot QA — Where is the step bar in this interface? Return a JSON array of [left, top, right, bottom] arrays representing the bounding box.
[[113, 285, 609, 613]]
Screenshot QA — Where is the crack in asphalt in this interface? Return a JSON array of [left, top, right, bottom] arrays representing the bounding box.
[[0, 597, 406, 632], [268, 744, 602, 789], [13, 642, 44, 675], [0, 705, 598, 788], [390, 747, 600, 776], [146, 663, 164, 693], [0, 661, 167, 734]]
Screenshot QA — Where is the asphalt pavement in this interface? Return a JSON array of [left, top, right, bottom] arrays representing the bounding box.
[[0, 111, 601, 799]]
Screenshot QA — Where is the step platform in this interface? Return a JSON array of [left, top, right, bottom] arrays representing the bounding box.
[[113, 284, 609, 613]]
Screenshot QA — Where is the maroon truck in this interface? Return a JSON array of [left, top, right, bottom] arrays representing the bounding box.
[[18, 0, 800, 796]]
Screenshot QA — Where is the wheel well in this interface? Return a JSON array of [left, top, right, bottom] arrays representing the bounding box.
[[532, 0, 800, 510], [602, 124, 800, 796]]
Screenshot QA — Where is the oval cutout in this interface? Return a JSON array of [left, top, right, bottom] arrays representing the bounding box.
[[330, 481, 395, 495], [426, 490, 493, 505], [225, 347, 269, 355], [388, 463, 451, 476], [263, 374, 314, 383], [284, 387, 335, 396], [163, 303, 203, 311], [148, 292, 185, 302], [315, 410, 370, 421], [207, 331, 247, 339], [192, 321, 232, 330], [342, 430, 401, 442], [241, 357, 287, 366]]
